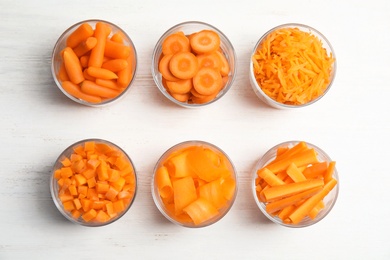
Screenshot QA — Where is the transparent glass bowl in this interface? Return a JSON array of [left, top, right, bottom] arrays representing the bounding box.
[[152, 140, 238, 227], [151, 21, 236, 108], [51, 19, 137, 107], [249, 23, 336, 109], [50, 138, 137, 226], [252, 141, 339, 227]]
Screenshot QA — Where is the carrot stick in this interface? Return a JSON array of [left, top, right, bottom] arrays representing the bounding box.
[[66, 23, 94, 48], [265, 187, 322, 214], [270, 141, 308, 164], [73, 37, 97, 57], [190, 30, 220, 54], [266, 148, 319, 173], [88, 22, 110, 68], [286, 163, 306, 182], [62, 47, 84, 85], [102, 59, 128, 72], [104, 40, 131, 59], [86, 67, 118, 80], [278, 205, 297, 221], [308, 200, 325, 219], [257, 168, 285, 187], [288, 178, 337, 224], [260, 178, 324, 202], [81, 80, 120, 98], [324, 161, 336, 183], [303, 162, 328, 179], [169, 51, 199, 80], [61, 81, 101, 103]]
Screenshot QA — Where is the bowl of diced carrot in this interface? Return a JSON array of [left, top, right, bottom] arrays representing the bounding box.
[[51, 19, 137, 107], [152, 140, 238, 227], [252, 141, 339, 227], [250, 23, 336, 109], [50, 139, 137, 226], [151, 21, 236, 107]]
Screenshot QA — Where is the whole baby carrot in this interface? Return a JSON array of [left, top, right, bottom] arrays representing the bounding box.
[[63, 47, 84, 85], [102, 59, 128, 72], [81, 80, 120, 98], [86, 67, 118, 80], [73, 37, 97, 57], [104, 40, 131, 59], [66, 23, 94, 48], [61, 81, 101, 103], [88, 22, 110, 68]]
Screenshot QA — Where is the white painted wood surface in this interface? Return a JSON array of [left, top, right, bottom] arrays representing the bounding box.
[[0, 0, 389, 259]]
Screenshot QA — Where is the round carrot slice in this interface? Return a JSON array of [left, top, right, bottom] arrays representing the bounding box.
[[197, 52, 221, 70], [192, 67, 222, 96], [190, 30, 220, 54], [171, 92, 191, 102], [166, 79, 193, 94], [169, 52, 199, 80], [162, 32, 191, 55], [159, 54, 180, 82], [215, 50, 230, 76]]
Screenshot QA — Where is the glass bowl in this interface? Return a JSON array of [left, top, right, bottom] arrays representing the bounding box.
[[151, 21, 236, 108], [252, 141, 339, 227], [249, 23, 336, 109], [51, 19, 137, 107], [152, 140, 238, 227], [50, 138, 137, 226]]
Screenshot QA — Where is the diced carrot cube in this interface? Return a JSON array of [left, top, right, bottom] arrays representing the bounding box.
[[61, 157, 71, 167], [95, 210, 110, 222], [54, 169, 62, 179], [110, 177, 126, 191], [87, 159, 101, 170], [92, 200, 105, 210], [82, 168, 96, 179], [68, 185, 78, 196], [78, 185, 88, 197], [84, 141, 95, 152], [63, 200, 75, 211], [87, 177, 96, 188], [108, 169, 120, 182], [59, 193, 73, 203], [72, 209, 82, 219], [115, 156, 129, 170], [97, 161, 109, 181], [118, 191, 132, 200], [61, 167, 73, 178], [74, 174, 87, 186], [73, 198, 82, 210], [71, 153, 83, 162], [87, 188, 99, 201], [96, 182, 110, 193], [113, 199, 125, 213], [105, 186, 119, 201], [81, 199, 92, 212], [82, 209, 97, 222]]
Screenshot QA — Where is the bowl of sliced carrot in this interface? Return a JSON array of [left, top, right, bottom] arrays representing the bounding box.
[[152, 140, 238, 227], [50, 139, 137, 226], [51, 20, 137, 106], [152, 21, 236, 107], [250, 23, 336, 109], [252, 141, 339, 227]]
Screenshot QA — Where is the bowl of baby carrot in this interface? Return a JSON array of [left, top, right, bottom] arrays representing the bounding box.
[[51, 20, 137, 106], [252, 141, 339, 227], [50, 139, 137, 226], [152, 141, 238, 227], [152, 21, 236, 107], [250, 23, 336, 109]]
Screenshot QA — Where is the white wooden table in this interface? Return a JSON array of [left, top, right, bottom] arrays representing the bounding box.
[[1, 0, 389, 259]]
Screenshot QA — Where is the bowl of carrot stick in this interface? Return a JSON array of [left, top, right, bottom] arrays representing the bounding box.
[[250, 23, 336, 109], [152, 140, 238, 227], [50, 139, 137, 226], [252, 141, 339, 227], [152, 21, 236, 107], [51, 20, 137, 106]]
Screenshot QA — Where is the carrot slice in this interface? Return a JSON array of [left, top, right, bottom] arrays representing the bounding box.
[[192, 67, 222, 96], [170, 92, 191, 103], [190, 30, 220, 54], [165, 79, 193, 94], [162, 32, 191, 55], [155, 166, 173, 199], [183, 197, 219, 225], [173, 176, 197, 215], [197, 52, 221, 70], [198, 179, 227, 210], [215, 50, 230, 76], [158, 54, 180, 82], [169, 52, 199, 80]]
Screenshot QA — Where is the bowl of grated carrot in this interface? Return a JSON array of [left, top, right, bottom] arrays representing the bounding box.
[[250, 23, 336, 109], [151, 21, 237, 108], [152, 140, 238, 227], [51, 19, 137, 107], [252, 141, 339, 228], [50, 139, 137, 226]]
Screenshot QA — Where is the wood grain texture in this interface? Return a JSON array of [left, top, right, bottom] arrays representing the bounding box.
[[0, 0, 389, 259]]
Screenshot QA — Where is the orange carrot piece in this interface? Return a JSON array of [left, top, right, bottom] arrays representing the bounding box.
[[308, 200, 325, 219], [102, 59, 128, 72], [183, 197, 219, 225], [73, 37, 97, 57], [260, 179, 324, 202], [82, 209, 97, 222], [81, 80, 120, 98], [165, 150, 195, 178], [62, 47, 84, 85], [303, 162, 328, 179], [286, 163, 307, 182], [288, 178, 337, 224], [116, 54, 134, 88], [79, 55, 89, 68], [158, 54, 180, 82], [266, 148, 319, 173], [324, 161, 336, 183], [110, 32, 125, 43], [95, 210, 110, 222], [187, 147, 221, 182], [198, 179, 227, 210], [215, 50, 230, 76], [190, 30, 220, 54], [162, 32, 191, 55], [169, 52, 199, 80], [88, 22, 110, 68], [165, 79, 193, 94], [192, 67, 222, 96], [61, 81, 102, 103], [86, 67, 118, 80], [95, 79, 118, 90], [156, 166, 173, 199], [270, 141, 308, 164], [66, 23, 94, 48], [197, 52, 221, 70], [104, 40, 131, 59], [257, 168, 285, 187], [58, 62, 69, 81], [173, 176, 197, 215]]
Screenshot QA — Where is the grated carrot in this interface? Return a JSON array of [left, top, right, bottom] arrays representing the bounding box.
[[252, 27, 335, 105]]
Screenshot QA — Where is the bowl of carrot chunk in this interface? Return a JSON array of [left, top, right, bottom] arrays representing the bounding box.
[[50, 139, 137, 226], [51, 20, 137, 107], [152, 21, 236, 107], [252, 141, 339, 227], [152, 140, 238, 227], [250, 23, 336, 109]]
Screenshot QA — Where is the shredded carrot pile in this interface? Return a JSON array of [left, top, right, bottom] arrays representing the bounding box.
[[252, 27, 335, 105]]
